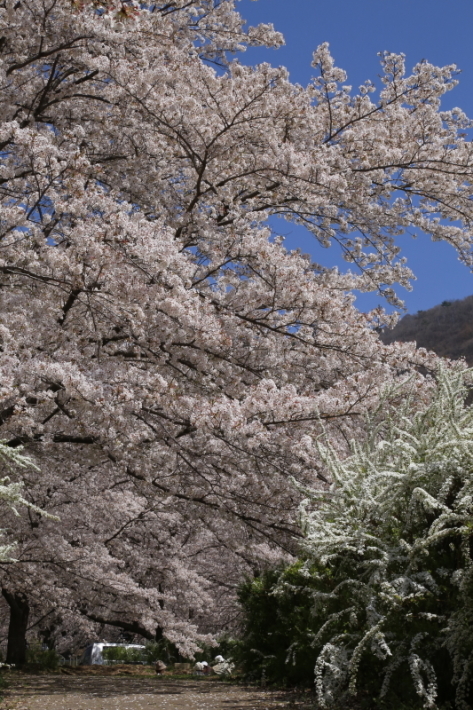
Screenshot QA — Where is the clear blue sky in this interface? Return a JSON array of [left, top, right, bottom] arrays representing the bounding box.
[[238, 0, 473, 314]]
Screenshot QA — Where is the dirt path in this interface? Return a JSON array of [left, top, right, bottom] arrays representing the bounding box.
[[0, 675, 308, 710]]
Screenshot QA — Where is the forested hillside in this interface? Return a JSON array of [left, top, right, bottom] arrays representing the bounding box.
[[380, 295, 473, 363]]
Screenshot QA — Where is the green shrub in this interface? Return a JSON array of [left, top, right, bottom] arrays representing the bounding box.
[[102, 646, 145, 664], [26, 641, 61, 669], [236, 563, 327, 686], [143, 642, 162, 665], [142, 639, 185, 665]]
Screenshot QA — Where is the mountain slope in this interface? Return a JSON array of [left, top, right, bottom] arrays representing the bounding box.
[[380, 296, 473, 364]]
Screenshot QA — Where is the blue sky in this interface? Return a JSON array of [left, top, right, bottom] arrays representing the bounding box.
[[238, 0, 473, 314]]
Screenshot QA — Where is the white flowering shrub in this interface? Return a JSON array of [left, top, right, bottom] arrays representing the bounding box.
[[300, 366, 473, 709]]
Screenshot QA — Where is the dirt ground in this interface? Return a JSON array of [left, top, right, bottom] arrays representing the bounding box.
[[0, 673, 314, 710]]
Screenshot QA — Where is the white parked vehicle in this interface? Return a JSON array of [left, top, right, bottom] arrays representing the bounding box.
[[80, 643, 145, 665]]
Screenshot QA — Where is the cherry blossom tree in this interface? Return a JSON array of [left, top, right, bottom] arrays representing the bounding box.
[[0, 0, 472, 660], [0, 442, 53, 664]]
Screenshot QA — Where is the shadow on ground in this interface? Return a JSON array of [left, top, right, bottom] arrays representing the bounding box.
[[5, 676, 225, 697], [0, 675, 307, 710]]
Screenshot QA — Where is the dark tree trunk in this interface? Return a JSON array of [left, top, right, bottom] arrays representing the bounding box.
[[2, 589, 30, 666], [155, 583, 164, 642]]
